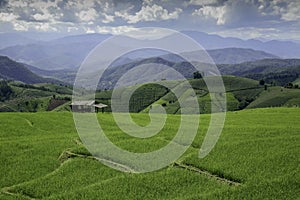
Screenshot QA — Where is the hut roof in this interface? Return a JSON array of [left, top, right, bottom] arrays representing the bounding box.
[[71, 101, 95, 106], [94, 103, 108, 108]]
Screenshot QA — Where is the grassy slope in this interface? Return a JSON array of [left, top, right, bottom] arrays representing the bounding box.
[[141, 76, 263, 114], [2, 76, 298, 113], [0, 108, 299, 199], [293, 77, 300, 85], [0, 82, 72, 112], [248, 87, 300, 108]]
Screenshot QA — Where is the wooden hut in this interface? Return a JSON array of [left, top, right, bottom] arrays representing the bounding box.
[[71, 101, 107, 113]]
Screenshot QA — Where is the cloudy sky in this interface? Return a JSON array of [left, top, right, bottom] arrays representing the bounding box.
[[0, 0, 300, 40]]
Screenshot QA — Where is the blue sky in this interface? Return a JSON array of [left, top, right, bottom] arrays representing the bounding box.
[[0, 0, 300, 40]]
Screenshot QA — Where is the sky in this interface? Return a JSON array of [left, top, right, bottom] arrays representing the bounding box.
[[0, 0, 300, 40]]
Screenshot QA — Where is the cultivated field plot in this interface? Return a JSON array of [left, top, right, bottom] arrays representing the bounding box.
[[0, 108, 299, 199]]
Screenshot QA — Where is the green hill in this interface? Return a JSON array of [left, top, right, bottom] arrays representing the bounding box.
[[293, 77, 300, 85], [51, 76, 300, 114], [97, 57, 300, 90], [0, 81, 72, 112], [136, 76, 263, 114], [0, 108, 299, 199], [1, 75, 299, 113], [0, 56, 62, 84], [93, 76, 264, 114], [219, 59, 300, 86], [247, 86, 300, 108]]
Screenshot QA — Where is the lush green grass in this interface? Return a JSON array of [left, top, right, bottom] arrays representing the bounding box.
[[293, 77, 300, 85], [248, 86, 300, 108], [0, 108, 299, 199], [141, 76, 263, 114]]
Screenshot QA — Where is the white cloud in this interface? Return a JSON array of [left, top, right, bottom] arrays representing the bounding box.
[[67, 26, 79, 32], [65, 0, 95, 10], [280, 1, 300, 21], [94, 25, 173, 39], [242, 0, 300, 22], [0, 12, 19, 22], [12, 20, 59, 32], [122, 28, 174, 39], [0, 0, 299, 42], [188, 0, 218, 6], [193, 6, 227, 25], [96, 25, 138, 35], [76, 9, 98, 22], [115, 4, 182, 24], [86, 28, 96, 33], [214, 27, 281, 40], [13, 21, 29, 31], [34, 23, 58, 32], [215, 26, 300, 41], [102, 14, 114, 24], [33, 12, 54, 21], [8, 0, 28, 7]]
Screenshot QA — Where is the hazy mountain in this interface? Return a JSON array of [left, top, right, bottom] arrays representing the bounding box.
[[97, 57, 217, 89], [25, 64, 76, 84], [219, 59, 300, 75], [161, 48, 278, 64], [98, 57, 300, 89], [0, 33, 111, 70], [0, 33, 37, 49], [219, 59, 300, 85], [0, 56, 62, 84], [181, 31, 300, 58], [0, 32, 293, 71], [26, 50, 300, 88]]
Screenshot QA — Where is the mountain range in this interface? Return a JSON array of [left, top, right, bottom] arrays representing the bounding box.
[[1, 31, 300, 72], [1, 52, 299, 88], [0, 33, 111, 70], [181, 31, 300, 59], [0, 33, 37, 49], [0, 56, 62, 84]]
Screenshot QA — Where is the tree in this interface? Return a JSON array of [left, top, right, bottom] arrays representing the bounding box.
[[286, 82, 293, 88], [193, 71, 202, 79], [0, 81, 13, 102], [259, 79, 265, 86]]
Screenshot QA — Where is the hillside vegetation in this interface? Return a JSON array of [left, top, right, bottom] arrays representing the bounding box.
[[96, 76, 299, 114], [0, 56, 62, 84], [0, 81, 72, 112], [248, 87, 300, 108], [0, 108, 299, 199], [219, 59, 300, 86], [2, 75, 299, 113]]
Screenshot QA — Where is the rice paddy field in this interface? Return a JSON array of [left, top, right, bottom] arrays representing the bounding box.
[[0, 108, 299, 199]]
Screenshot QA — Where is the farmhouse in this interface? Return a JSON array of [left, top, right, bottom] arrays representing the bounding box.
[[71, 100, 107, 113]]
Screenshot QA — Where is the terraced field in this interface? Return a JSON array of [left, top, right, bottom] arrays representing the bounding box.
[[0, 108, 299, 199], [248, 86, 300, 108], [0, 82, 72, 112]]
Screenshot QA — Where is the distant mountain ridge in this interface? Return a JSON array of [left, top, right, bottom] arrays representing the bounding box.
[[0, 33, 37, 49], [0, 33, 111, 70], [219, 58, 300, 85], [0, 31, 298, 71], [181, 31, 300, 58], [161, 48, 278, 64], [23, 55, 300, 88], [98, 57, 300, 89], [0, 56, 62, 84], [219, 58, 300, 75]]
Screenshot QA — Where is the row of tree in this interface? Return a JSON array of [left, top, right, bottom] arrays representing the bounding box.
[[0, 80, 13, 102]]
